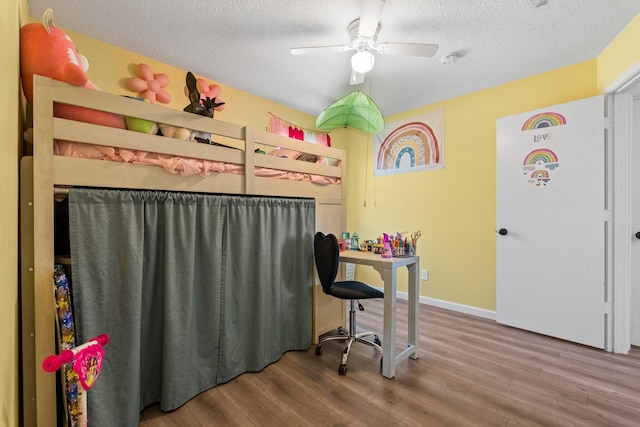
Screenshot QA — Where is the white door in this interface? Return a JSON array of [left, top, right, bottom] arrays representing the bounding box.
[[496, 96, 606, 349], [631, 96, 640, 346]]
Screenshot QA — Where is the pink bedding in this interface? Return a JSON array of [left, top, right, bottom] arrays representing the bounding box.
[[54, 141, 340, 185]]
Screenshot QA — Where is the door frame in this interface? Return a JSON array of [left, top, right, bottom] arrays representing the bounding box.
[[607, 61, 640, 354]]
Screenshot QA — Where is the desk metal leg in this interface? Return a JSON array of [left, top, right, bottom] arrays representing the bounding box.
[[378, 267, 396, 378], [407, 262, 419, 360]]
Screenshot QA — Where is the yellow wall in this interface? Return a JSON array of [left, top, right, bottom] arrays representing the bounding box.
[[344, 61, 598, 310], [345, 12, 640, 309], [16, 8, 330, 140], [60, 29, 327, 137], [598, 13, 640, 91]]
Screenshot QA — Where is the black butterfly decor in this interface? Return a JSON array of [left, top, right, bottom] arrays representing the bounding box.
[[183, 71, 225, 118]]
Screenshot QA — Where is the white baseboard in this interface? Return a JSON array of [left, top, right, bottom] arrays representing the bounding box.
[[372, 286, 496, 321], [420, 296, 496, 320]]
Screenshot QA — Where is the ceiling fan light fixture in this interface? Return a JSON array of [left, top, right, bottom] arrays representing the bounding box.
[[351, 50, 375, 73], [441, 54, 459, 65]]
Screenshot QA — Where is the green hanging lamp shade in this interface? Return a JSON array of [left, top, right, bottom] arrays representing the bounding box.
[[315, 90, 384, 134]]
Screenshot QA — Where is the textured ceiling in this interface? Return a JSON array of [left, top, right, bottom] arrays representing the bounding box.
[[28, 0, 640, 117]]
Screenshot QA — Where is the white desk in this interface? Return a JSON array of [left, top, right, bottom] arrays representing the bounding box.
[[338, 251, 420, 378]]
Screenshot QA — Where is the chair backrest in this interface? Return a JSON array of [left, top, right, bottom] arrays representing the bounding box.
[[314, 232, 340, 293]]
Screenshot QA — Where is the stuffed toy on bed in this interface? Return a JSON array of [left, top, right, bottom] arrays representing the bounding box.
[[20, 9, 126, 130], [157, 72, 226, 144]]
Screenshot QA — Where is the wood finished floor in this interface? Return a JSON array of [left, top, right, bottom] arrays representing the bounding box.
[[139, 299, 640, 426]]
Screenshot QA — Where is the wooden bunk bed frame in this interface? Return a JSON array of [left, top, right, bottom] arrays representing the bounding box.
[[20, 75, 346, 426]]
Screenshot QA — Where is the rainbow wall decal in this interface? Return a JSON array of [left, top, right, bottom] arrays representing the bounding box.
[[530, 169, 551, 186], [376, 122, 439, 171], [531, 170, 549, 179], [521, 112, 567, 131], [523, 148, 559, 186], [522, 148, 559, 170]]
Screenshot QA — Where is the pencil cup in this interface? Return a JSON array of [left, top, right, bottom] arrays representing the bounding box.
[[407, 243, 416, 256]]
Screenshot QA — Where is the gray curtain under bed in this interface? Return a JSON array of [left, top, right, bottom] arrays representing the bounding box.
[[68, 188, 315, 427]]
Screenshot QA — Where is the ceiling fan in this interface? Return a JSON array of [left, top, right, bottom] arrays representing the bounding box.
[[290, 0, 439, 85]]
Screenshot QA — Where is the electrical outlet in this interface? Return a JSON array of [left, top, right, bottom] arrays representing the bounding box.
[[421, 269, 429, 281]]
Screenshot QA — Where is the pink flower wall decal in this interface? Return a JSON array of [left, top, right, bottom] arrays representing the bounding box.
[[126, 63, 171, 104], [191, 78, 225, 112]]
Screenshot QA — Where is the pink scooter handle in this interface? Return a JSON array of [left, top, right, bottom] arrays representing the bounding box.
[[41, 334, 110, 372]]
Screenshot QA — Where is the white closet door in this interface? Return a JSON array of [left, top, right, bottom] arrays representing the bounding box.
[[496, 95, 606, 349]]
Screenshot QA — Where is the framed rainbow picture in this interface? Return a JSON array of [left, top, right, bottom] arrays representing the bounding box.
[[374, 108, 444, 176]]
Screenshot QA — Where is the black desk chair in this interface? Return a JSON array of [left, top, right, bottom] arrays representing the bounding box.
[[313, 232, 383, 375]]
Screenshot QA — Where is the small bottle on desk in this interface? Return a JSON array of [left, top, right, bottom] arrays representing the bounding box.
[[381, 233, 393, 258]]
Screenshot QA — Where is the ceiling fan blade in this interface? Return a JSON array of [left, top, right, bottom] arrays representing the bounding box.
[[358, 0, 385, 38], [350, 70, 365, 85], [376, 42, 439, 57], [290, 45, 353, 55]]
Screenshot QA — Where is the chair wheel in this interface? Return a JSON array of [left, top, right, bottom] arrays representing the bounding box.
[[338, 364, 347, 376], [315, 345, 323, 356], [374, 336, 381, 346]]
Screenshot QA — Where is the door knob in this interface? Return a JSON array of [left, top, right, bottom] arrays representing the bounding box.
[[636, 232, 640, 240], [498, 228, 508, 236]]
